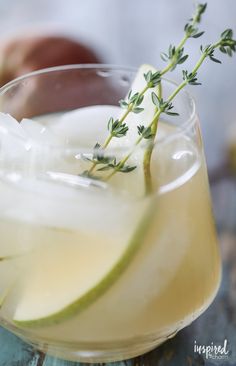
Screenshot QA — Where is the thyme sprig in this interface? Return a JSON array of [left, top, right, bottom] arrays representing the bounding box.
[[151, 93, 179, 116], [137, 125, 154, 140], [141, 2, 207, 192], [98, 160, 136, 173], [119, 90, 145, 114], [85, 3, 207, 178], [107, 117, 129, 138], [104, 29, 236, 185], [80, 3, 236, 194], [81, 143, 115, 166], [184, 3, 207, 37], [160, 3, 207, 72], [81, 143, 136, 176], [87, 82, 151, 175]]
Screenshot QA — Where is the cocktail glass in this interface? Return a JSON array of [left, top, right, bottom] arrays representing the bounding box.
[[0, 65, 221, 362]]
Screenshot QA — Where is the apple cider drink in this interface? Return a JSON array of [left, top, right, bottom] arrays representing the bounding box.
[[0, 65, 221, 362]]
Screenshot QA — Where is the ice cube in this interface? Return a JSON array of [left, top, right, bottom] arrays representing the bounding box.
[[50, 105, 121, 146], [0, 113, 27, 139], [0, 113, 33, 162], [3, 171, 138, 238], [0, 114, 63, 171], [20, 118, 63, 145]]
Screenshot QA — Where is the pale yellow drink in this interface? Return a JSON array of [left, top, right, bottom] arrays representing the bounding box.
[[0, 110, 221, 360]]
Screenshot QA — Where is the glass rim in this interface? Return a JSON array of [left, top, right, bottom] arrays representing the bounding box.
[[0, 63, 197, 151]]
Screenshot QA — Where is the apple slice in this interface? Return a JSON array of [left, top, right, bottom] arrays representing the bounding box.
[[46, 64, 158, 148], [13, 201, 153, 326], [12, 64, 158, 326]]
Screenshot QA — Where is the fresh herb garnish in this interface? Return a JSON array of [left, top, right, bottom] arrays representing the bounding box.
[[81, 3, 236, 194]]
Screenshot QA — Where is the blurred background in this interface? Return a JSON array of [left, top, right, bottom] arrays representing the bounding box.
[[0, 0, 235, 170]]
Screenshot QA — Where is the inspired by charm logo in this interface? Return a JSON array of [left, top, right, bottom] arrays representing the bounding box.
[[194, 339, 229, 360]]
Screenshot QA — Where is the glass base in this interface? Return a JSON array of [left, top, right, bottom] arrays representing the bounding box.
[[23, 331, 178, 363]]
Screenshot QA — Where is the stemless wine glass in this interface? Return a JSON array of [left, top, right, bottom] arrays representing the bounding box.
[[0, 65, 221, 363]]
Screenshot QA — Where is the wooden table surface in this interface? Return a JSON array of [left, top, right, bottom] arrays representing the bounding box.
[[1, 177, 236, 366]]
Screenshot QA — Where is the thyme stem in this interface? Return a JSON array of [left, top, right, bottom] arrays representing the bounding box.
[[143, 82, 162, 194], [88, 3, 207, 176], [83, 4, 236, 194], [105, 36, 235, 184], [160, 35, 189, 75], [88, 84, 150, 174]]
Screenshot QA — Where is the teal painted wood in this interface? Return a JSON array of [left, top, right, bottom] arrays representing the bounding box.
[[0, 326, 42, 365], [42, 356, 130, 366]]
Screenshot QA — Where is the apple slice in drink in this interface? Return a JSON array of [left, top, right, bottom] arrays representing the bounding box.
[[11, 64, 158, 326], [48, 64, 157, 147], [12, 202, 154, 326]]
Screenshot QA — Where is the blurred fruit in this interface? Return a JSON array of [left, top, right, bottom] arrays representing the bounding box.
[[0, 35, 100, 86]]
